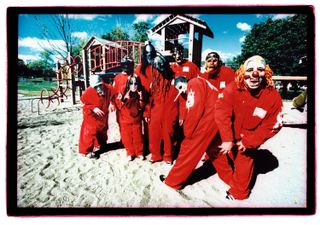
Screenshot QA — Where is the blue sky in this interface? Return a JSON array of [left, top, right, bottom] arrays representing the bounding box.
[[18, 13, 295, 63]]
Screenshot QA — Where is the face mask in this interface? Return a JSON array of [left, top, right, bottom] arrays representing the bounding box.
[[243, 56, 266, 90], [94, 84, 105, 96], [173, 81, 188, 102], [129, 77, 138, 92]]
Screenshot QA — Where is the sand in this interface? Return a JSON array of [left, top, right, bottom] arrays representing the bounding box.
[[15, 95, 308, 209]]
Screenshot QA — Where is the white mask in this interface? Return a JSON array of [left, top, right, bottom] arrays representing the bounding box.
[[129, 77, 138, 92], [244, 55, 266, 90], [173, 81, 188, 102]]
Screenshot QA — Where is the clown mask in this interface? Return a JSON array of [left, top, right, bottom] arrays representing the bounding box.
[[243, 55, 266, 90]]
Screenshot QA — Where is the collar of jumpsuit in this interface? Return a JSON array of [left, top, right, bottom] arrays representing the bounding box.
[[243, 55, 266, 90]]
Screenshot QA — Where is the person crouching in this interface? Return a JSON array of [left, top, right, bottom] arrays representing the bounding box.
[[78, 74, 113, 159]]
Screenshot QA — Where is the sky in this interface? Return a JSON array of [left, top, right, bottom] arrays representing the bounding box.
[[17, 12, 295, 64]]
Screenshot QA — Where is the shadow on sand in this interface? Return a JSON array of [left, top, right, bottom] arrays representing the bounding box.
[[182, 149, 279, 190]]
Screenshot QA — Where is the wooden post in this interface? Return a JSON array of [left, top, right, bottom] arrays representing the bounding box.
[[68, 52, 76, 105], [188, 24, 194, 63]]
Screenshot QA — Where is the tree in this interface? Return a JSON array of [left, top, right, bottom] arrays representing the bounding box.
[[17, 58, 28, 77], [232, 15, 309, 76], [101, 26, 129, 41], [132, 21, 151, 42], [34, 14, 76, 60]]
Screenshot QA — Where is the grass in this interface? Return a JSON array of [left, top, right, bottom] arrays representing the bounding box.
[[18, 78, 68, 97]]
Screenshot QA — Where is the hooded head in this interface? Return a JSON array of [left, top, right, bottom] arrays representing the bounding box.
[[121, 56, 134, 75], [171, 43, 184, 65], [205, 51, 222, 75], [90, 75, 105, 95]]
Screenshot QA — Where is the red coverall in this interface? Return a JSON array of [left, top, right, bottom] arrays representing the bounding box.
[[214, 82, 283, 199], [200, 65, 235, 96], [135, 64, 178, 162], [114, 73, 144, 157], [171, 60, 200, 121], [164, 77, 219, 189], [78, 84, 112, 155], [200, 65, 235, 159]]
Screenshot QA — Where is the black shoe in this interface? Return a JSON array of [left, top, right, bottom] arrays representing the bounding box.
[[149, 159, 161, 164], [159, 175, 166, 182], [226, 191, 235, 200]]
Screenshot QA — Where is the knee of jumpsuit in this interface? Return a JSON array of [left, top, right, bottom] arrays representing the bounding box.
[[227, 151, 255, 200]]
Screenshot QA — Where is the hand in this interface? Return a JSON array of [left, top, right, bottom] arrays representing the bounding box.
[[93, 107, 105, 117], [179, 119, 184, 126], [124, 90, 130, 100], [144, 117, 150, 123], [218, 142, 234, 155], [138, 91, 143, 100], [236, 140, 246, 152], [108, 103, 116, 112]]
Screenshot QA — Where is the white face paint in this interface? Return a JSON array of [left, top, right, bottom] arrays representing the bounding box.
[[129, 77, 138, 92], [244, 56, 266, 90]]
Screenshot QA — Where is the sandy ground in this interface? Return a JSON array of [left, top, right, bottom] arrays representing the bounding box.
[[15, 95, 308, 209]]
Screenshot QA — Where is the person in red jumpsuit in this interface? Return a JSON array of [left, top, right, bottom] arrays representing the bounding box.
[[148, 53, 177, 164], [159, 75, 220, 189], [135, 42, 177, 164], [114, 57, 145, 161], [170, 44, 201, 156], [213, 55, 284, 200], [134, 42, 156, 162], [200, 51, 235, 96], [199, 51, 235, 161], [78, 74, 113, 159], [116, 75, 145, 161]]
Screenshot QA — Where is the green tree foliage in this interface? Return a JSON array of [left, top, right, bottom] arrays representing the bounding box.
[[232, 15, 308, 75], [132, 21, 150, 42], [101, 26, 130, 41], [17, 59, 28, 77]]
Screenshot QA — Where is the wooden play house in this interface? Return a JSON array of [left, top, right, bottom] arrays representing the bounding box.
[[149, 14, 214, 68]]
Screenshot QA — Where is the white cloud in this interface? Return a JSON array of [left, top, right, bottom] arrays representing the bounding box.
[[18, 37, 65, 52], [18, 54, 40, 62], [239, 36, 246, 43], [71, 31, 88, 40], [236, 22, 251, 31], [272, 14, 295, 20], [133, 14, 155, 24], [69, 14, 100, 21], [148, 33, 163, 51]]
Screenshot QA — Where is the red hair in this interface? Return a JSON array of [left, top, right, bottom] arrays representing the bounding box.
[[235, 64, 274, 89]]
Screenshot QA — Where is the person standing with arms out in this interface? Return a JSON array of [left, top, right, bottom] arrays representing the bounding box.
[[78, 74, 113, 159], [213, 55, 284, 200], [159, 75, 219, 189]]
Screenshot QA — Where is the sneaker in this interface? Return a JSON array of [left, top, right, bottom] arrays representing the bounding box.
[[86, 152, 98, 159], [226, 191, 235, 200], [127, 156, 134, 161], [159, 174, 166, 182]]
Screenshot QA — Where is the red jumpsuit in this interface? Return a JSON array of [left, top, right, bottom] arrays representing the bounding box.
[[200, 65, 235, 159], [135, 64, 178, 162], [171, 60, 200, 121], [113, 73, 144, 157], [214, 82, 283, 199], [164, 77, 219, 189], [78, 84, 112, 155]]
